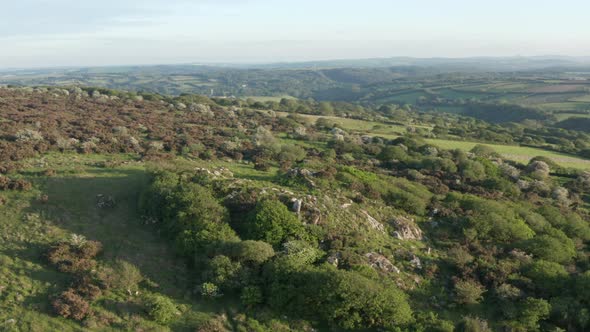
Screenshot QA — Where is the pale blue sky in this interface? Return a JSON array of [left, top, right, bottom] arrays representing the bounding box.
[[1, 0, 589, 68]]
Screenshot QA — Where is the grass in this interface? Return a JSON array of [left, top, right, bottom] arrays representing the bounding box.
[[0, 154, 225, 331], [554, 113, 590, 121], [425, 139, 590, 170]]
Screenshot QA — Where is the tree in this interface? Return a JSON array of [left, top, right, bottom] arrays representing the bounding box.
[[318, 270, 413, 329], [517, 298, 550, 331], [170, 182, 230, 233], [246, 200, 306, 246], [225, 240, 275, 265], [523, 260, 568, 294], [175, 222, 239, 256], [520, 234, 575, 264], [202, 255, 242, 289]]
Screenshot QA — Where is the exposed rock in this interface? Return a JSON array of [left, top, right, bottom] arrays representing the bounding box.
[[291, 198, 303, 213], [410, 255, 422, 269], [361, 210, 385, 232], [195, 167, 234, 179], [285, 168, 317, 188], [340, 202, 352, 209], [391, 216, 423, 240], [365, 253, 399, 273], [96, 194, 115, 209], [327, 254, 339, 267]]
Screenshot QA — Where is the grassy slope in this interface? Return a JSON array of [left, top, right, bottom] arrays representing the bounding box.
[[0, 154, 223, 331]]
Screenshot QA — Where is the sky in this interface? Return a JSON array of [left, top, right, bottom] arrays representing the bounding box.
[[1, 0, 589, 68]]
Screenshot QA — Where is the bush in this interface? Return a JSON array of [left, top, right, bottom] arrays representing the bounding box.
[[246, 200, 306, 246], [520, 233, 575, 264], [523, 260, 568, 294], [98, 259, 143, 293], [46, 240, 103, 273], [454, 279, 486, 304], [202, 255, 241, 289], [458, 316, 492, 332], [319, 270, 413, 329], [225, 240, 275, 265], [200, 282, 220, 298], [240, 286, 263, 307], [52, 289, 91, 321], [144, 294, 177, 324]]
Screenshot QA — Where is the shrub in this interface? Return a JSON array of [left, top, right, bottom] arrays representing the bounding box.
[[520, 233, 575, 264], [470, 144, 499, 158], [454, 279, 486, 304], [225, 240, 275, 265], [458, 316, 492, 332], [240, 286, 263, 307], [246, 200, 306, 246], [200, 282, 220, 298], [202, 255, 241, 289], [52, 289, 91, 321], [99, 259, 143, 293], [144, 294, 177, 324], [523, 260, 568, 294], [318, 270, 413, 329], [46, 240, 103, 273]]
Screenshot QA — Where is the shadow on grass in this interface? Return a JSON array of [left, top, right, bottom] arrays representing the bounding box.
[[24, 169, 192, 301]]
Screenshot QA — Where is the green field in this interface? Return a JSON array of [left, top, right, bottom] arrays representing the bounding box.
[[425, 139, 590, 169], [554, 112, 590, 121]]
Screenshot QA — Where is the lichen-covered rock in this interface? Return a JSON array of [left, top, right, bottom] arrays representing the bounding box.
[[391, 216, 423, 240], [365, 252, 399, 273], [361, 210, 385, 232]]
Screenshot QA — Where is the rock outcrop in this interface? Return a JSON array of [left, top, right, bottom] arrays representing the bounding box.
[[391, 216, 423, 240]]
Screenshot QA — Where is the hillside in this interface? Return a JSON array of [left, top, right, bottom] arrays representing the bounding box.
[[0, 86, 590, 331]]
